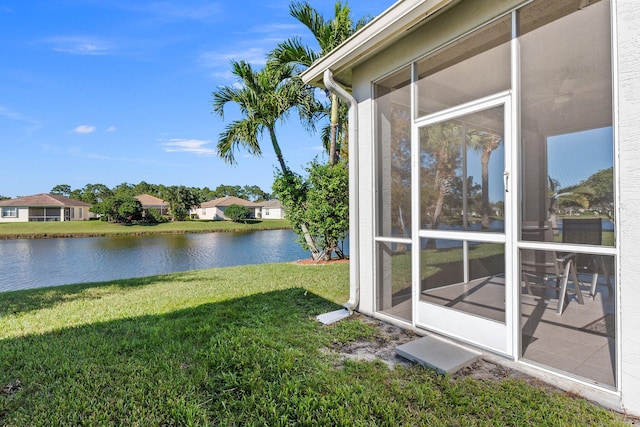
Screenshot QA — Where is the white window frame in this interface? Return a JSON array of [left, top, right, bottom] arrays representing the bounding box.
[[2, 207, 18, 218]]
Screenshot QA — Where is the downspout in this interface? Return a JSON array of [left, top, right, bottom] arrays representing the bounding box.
[[323, 69, 359, 311]]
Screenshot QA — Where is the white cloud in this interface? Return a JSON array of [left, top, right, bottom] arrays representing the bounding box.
[[106, 125, 117, 132], [72, 125, 96, 134], [210, 70, 235, 81], [145, 2, 222, 21], [250, 23, 302, 35], [68, 147, 188, 168], [196, 20, 309, 81], [115, 1, 223, 23], [0, 105, 27, 122], [199, 47, 267, 69], [0, 106, 42, 141], [162, 139, 216, 156], [44, 36, 114, 55]]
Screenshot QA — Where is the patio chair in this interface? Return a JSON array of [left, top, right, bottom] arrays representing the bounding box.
[[561, 218, 612, 296], [521, 221, 584, 315]]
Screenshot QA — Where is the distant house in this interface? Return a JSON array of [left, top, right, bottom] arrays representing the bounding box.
[[0, 193, 94, 222], [259, 200, 285, 219], [135, 194, 169, 216], [191, 196, 260, 220]]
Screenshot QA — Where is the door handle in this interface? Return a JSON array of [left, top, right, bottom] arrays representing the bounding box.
[[504, 171, 510, 192]]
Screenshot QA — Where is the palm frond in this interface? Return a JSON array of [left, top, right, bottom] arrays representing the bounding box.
[[354, 16, 371, 31], [556, 185, 595, 209], [269, 38, 319, 69], [217, 119, 263, 165], [212, 85, 240, 118], [211, 1, 371, 169], [320, 124, 331, 153], [290, 1, 326, 42]]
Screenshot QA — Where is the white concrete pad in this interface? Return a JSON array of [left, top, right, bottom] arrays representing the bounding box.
[[395, 335, 482, 374], [317, 308, 352, 325]]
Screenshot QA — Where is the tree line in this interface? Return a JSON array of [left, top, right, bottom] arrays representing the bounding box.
[[49, 182, 271, 223]]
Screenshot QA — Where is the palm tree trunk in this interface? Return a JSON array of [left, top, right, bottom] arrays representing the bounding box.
[[329, 93, 339, 166], [268, 125, 288, 174], [481, 149, 491, 229], [269, 124, 320, 259], [430, 147, 452, 231], [431, 190, 446, 231]]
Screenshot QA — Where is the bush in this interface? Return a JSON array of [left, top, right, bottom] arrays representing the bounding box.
[[90, 194, 143, 223], [143, 208, 165, 224], [224, 204, 251, 222], [273, 159, 349, 260]]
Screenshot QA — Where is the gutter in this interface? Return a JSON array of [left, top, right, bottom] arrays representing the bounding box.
[[323, 69, 359, 311]]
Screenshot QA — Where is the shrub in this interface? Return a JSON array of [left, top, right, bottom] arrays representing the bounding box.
[[91, 194, 143, 223], [273, 159, 349, 260], [224, 204, 251, 222], [143, 208, 165, 224]]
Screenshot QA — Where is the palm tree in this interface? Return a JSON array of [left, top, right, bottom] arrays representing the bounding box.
[[468, 131, 502, 229], [212, 60, 318, 174], [213, 60, 323, 258], [269, 1, 370, 165]]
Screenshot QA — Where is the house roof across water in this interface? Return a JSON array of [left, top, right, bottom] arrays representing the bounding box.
[[200, 196, 260, 208], [0, 193, 91, 207]]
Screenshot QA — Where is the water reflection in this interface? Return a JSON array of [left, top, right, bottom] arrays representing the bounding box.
[[0, 230, 325, 292]]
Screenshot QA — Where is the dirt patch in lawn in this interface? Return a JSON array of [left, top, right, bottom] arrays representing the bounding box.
[[322, 313, 538, 379]]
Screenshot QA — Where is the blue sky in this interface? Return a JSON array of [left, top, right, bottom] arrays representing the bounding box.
[[0, 0, 391, 198], [547, 127, 613, 189]]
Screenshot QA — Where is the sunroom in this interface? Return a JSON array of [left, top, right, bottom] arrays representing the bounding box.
[[303, 0, 640, 415]]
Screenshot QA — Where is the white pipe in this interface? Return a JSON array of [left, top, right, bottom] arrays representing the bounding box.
[[323, 69, 359, 311]]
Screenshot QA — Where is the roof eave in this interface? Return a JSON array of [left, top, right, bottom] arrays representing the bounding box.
[[301, 0, 460, 88]]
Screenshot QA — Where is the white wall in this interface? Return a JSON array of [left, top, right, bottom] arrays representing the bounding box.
[[191, 207, 223, 220], [616, 0, 640, 416], [262, 208, 284, 219], [71, 206, 94, 221]]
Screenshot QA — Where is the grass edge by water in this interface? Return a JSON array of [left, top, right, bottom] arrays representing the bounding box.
[[0, 218, 292, 240]]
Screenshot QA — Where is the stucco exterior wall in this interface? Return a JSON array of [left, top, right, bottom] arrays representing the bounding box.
[[72, 206, 94, 221], [192, 207, 223, 220], [262, 208, 284, 220], [18, 207, 28, 221], [616, 0, 640, 415]]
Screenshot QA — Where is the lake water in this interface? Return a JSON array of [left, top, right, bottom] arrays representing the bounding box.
[[0, 230, 321, 292]]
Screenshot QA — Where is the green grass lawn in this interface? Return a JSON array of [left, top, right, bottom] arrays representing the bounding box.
[[0, 219, 291, 239], [0, 263, 628, 425]]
